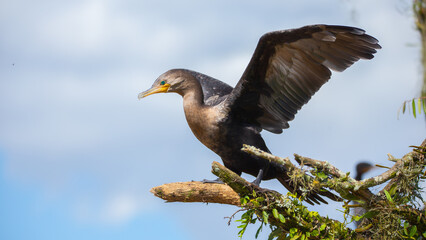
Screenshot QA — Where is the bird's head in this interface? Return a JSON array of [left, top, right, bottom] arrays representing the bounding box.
[[356, 162, 374, 175], [355, 162, 375, 181], [138, 69, 194, 99]]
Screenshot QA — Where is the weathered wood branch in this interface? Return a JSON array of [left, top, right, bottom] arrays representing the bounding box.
[[151, 140, 425, 208], [150, 181, 240, 206], [150, 161, 283, 206]]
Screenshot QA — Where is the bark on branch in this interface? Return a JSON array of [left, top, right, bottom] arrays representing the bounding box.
[[150, 181, 240, 206], [151, 140, 426, 206]]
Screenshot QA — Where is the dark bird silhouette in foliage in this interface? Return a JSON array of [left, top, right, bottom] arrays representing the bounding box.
[[353, 162, 375, 226], [355, 162, 375, 181], [139, 24, 381, 204]]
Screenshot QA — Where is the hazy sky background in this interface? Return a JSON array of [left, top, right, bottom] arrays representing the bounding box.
[[0, 0, 425, 239]]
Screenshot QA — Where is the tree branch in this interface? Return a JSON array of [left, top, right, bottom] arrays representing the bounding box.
[[150, 181, 241, 206], [149, 139, 426, 239]]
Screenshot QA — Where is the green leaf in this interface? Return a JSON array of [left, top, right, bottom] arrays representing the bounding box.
[[418, 98, 422, 115], [388, 184, 397, 196], [412, 99, 417, 118], [320, 224, 326, 231], [272, 209, 279, 219], [240, 196, 250, 205], [311, 230, 319, 236], [309, 211, 319, 218], [290, 234, 299, 240], [262, 211, 269, 224], [267, 230, 276, 240], [422, 231, 426, 237], [410, 225, 417, 237], [302, 208, 309, 217], [404, 222, 409, 235], [353, 215, 362, 221], [384, 190, 394, 203], [255, 224, 263, 239], [403, 101, 407, 114], [241, 211, 249, 219], [423, 98, 426, 115], [279, 214, 286, 223], [363, 211, 379, 219], [317, 172, 327, 180]]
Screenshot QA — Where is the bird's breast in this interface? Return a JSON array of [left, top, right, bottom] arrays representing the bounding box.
[[183, 104, 226, 154]]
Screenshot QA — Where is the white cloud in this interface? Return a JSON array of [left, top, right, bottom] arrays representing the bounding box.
[[73, 192, 143, 224], [102, 194, 141, 224], [36, 0, 109, 56]]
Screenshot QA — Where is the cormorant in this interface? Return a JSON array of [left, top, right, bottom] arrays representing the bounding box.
[[353, 162, 375, 227], [139, 25, 381, 204], [355, 162, 375, 181]]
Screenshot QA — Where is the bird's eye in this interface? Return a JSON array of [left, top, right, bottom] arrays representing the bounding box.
[[160, 80, 166, 85]]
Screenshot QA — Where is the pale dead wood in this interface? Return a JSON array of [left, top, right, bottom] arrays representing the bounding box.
[[150, 181, 241, 206]]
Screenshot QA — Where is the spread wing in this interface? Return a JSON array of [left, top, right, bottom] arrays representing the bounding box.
[[223, 24, 381, 133]]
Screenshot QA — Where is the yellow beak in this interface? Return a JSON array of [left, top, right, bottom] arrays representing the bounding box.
[[138, 84, 171, 99]]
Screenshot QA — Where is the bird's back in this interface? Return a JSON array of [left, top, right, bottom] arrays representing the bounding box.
[[187, 70, 233, 106]]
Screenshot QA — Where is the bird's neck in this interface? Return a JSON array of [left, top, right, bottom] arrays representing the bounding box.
[[355, 173, 362, 181], [182, 89, 206, 126], [182, 90, 203, 107], [182, 87, 223, 155], [181, 79, 205, 108], [182, 83, 207, 129]]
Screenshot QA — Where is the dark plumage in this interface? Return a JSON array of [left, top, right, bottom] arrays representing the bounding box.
[[355, 162, 375, 181], [353, 162, 374, 227], [139, 25, 381, 204]]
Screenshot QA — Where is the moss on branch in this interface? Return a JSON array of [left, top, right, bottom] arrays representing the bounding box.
[[149, 139, 426, 239]]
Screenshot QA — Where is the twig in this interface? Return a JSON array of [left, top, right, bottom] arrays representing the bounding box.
[[225, 208, 247, 225]]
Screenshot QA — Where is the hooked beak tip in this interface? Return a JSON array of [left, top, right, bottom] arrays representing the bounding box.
[[137, 93, 145, 100]]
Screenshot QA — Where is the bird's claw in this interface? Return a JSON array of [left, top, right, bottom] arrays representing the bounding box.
[[201, 178, 224, 184]]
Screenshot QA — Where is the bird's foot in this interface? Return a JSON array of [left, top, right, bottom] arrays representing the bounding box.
[[201, 178, 224, 184], [251, 178, 261, 186], [252, 168, 264, 186]]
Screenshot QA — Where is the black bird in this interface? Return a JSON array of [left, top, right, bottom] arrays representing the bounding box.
[[139, 25, 381, 204], [353, 162, 375, 227], [355, 162, 375, 181]]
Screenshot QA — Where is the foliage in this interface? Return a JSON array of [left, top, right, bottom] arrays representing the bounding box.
[[236, 192, 354, 240], [414, 0, 426, 99], [230, 143, 426, 240], [398, 97, 426, 118]]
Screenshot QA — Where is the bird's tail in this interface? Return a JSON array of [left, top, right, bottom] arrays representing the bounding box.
[[276, 171, 342, 205]]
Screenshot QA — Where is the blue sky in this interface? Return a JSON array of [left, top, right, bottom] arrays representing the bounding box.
[[0, 154, 190, 240], [0, 0, 425, 239]]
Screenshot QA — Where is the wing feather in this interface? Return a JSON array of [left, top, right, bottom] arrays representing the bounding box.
[[223, 24, 380, 133]]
